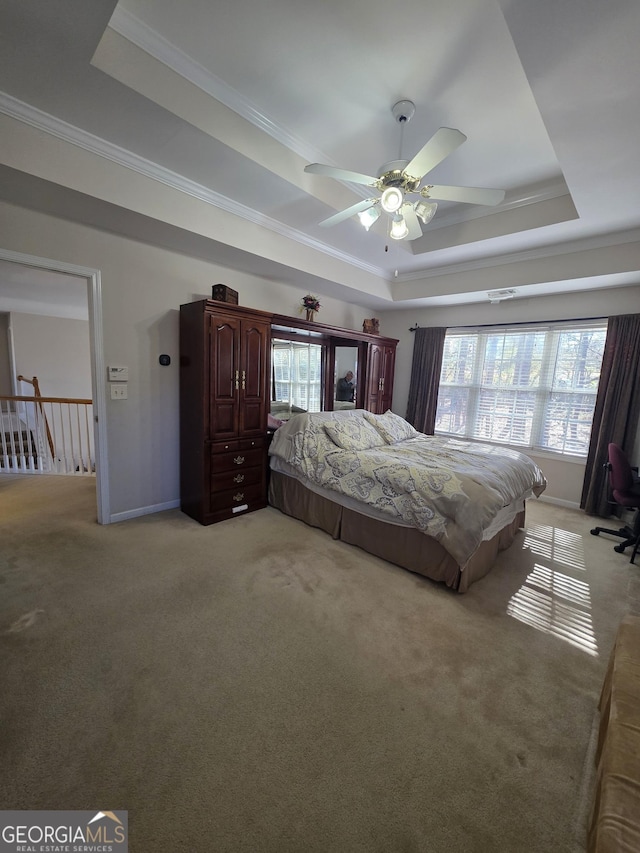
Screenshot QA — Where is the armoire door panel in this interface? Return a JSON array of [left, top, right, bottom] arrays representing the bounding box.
[[242, 324, 267, 399], [380, 346, 395, 412], [212, 320, 238, 397], [212, 402, 237, 437], [239, 320, 268, 434], [209, 317, 240, 439], [241, 401, 265, 434]]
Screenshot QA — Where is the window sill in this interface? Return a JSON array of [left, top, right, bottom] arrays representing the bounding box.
[[434, 432, 587, 465]]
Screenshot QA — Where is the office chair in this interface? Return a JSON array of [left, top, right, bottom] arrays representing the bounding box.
[[590, 442, 640, 564]]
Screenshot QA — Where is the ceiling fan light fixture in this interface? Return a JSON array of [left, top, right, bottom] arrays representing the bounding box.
[[380, 187, 404, 214], [306, 101, 505, 247], [414, 200, 438, 225], [357, 206, 380, 231], [389, 216, 409, 240]]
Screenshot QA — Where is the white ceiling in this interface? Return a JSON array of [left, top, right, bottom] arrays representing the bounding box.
[[0, 260, 88, 320], [0, 0, 639, 309]]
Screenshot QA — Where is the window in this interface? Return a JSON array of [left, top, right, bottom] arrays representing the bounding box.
[[272, 340, 323, 412], [435, 320, 607, 456]]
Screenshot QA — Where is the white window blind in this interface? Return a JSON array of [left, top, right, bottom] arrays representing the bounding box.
[[272, 340, 322, 412], [435, 320, 607, 456]]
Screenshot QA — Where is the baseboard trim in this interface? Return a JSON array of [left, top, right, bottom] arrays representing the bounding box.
[[109, 499, 181, 524], [538, 495, 581, 510]]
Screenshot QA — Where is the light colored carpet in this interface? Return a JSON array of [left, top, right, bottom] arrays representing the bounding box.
[[0, 474, 637, 852]]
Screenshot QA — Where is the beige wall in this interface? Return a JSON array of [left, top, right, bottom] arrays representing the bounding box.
[[0, 199, 373, 519], [378, 286, 640, 507], [11, 313, 91, 400]]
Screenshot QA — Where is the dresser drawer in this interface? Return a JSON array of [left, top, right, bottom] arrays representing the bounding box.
[[210, 483, 265, 513], [210, 436, 264, 454], [211, 465, 262, 491], [211, 439, 240, 454], [211, 447, 265, 472], [239, 436, 264, 451]]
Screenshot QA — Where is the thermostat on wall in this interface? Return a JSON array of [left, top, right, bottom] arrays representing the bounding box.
[[107, 365, 129, 382]]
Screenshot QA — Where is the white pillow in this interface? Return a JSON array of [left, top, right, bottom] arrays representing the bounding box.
[[323, 417, 387, 451], [363, 410, 419, 444]]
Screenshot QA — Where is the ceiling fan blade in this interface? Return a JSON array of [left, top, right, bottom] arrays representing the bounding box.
[[401, 204, 423, 241], [319, 199, 378, 228], [404, 128, 467, 181], [305, 163, 378, 186], [424, 185, 505, 206]]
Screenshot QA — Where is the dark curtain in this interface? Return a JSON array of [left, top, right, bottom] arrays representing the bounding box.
[[405, 327, 446, 434], [581, 313, 640, 516]]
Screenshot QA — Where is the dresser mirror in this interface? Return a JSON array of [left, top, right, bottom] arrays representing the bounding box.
[[269, 313, 396, 419], [270, 337, 324, 420], [333, 344, 358, 410]]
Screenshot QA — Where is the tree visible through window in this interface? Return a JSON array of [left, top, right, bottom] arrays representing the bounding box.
[[435, 321, 607, 456]]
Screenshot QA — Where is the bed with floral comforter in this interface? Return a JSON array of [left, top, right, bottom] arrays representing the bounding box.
[[268, 409, 547, 590]]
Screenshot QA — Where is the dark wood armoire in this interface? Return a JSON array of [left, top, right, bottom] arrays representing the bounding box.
[[179, 299, 271, 525]]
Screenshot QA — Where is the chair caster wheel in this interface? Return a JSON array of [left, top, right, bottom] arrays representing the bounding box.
[[590, 529, 600, 535], [614, 544, 626, 553]]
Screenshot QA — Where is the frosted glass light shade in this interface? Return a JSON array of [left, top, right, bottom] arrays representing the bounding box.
[[389, 216, 409, 240], [357, 207, 380, 231], [414, 201, 438, 224], [380, 187, 404, 213]]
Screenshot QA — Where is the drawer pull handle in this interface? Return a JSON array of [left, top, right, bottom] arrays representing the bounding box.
[[233, 492, 245, 502], [242, 370, 246, 390], [233, 456, 245, 465], [235, 370, 239, 390], [233, 474, 245, 483]]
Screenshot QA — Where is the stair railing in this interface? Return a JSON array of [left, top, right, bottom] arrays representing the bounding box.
[[0, 379, 94, 475]]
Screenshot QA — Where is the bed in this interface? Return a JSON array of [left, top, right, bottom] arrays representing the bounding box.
[[268, 409, 547, 592]]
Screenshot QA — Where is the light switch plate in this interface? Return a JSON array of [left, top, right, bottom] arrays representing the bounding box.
[[110, 384, 128, 400]]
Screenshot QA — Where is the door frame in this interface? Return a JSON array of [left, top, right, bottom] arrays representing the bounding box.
[[0, 247, 109, 524]]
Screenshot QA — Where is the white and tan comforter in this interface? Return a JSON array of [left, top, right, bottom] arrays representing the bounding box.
[[268, 410, 547, 568]]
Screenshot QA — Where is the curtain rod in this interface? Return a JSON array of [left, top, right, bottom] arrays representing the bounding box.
[[409, 316, 607, 332]]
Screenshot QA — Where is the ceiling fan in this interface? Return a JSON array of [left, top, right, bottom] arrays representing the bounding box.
[[305, 100, 505, 241]]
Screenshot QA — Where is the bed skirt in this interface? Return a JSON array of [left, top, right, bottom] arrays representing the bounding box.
[[268, 470, 525, 593]]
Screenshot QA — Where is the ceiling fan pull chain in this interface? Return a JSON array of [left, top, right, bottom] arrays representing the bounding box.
[[398, 117, 406, 159]]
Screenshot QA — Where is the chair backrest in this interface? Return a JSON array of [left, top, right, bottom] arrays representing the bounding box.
[[608, 443, 635, 493]]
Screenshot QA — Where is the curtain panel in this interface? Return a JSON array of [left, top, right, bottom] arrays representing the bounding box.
[[405, 327, 446, 434], [581, 313, 640, 516]]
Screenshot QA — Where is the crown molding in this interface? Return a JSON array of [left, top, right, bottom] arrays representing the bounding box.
[[4, 92, 635, 290], [395, 226, 640, 283], [104, 8, 585, 226], [108, 7, 331, 167], [0, 92, 385, 279]]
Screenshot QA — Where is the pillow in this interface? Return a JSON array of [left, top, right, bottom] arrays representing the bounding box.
[[323, 417, 387, 451], [363, 410, 420, 444]]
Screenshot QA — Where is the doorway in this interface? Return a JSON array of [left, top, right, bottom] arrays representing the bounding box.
[[0, 249, 109, 523]]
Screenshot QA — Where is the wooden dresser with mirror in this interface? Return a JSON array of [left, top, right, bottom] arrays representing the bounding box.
[[180, 299, 398, 525]]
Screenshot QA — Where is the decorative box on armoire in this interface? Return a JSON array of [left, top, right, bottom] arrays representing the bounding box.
[[179, 299, 272, 525]]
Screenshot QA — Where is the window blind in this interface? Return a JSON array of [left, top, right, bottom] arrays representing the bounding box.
[[435, 319, 607, 456]]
